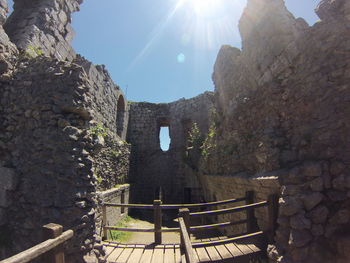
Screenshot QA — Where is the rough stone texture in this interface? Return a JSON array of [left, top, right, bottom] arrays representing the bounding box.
[[4, 0, 83, 61], [198, 172, 280, 236], [95, 184, 130, 238], [0, 54, 130, 261], [127, 92, 214, 204], [201, 0, 350, 262]]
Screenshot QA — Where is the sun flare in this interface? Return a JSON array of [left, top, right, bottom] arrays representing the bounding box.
[[191, 0, 226, 18]]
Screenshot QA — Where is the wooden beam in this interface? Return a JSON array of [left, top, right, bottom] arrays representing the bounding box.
[[190, 201, 268, 217], [192, 231, 264, 248], [190, 219, 248, 232], [1, 230, 73, 263], [179, 217, 197, 263], [154, 200, 162, 244]]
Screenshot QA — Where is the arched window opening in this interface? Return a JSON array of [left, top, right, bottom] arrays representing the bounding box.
[[159, 126, 171, 152], [158, 118, 171, 152], [116, 95, 126, 137]]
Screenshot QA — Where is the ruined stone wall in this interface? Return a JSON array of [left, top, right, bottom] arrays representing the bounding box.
[[4, 0, 82, 61], [200, 0, 350, 262], [198, 172, 280, 236], [0, 54, 131, 261], [127, 92, 214, 204], [95, 184, 130, 238]]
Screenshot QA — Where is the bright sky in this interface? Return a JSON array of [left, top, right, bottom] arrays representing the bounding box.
[[71, 0, 320, 104], [7, 0, 320, 149]]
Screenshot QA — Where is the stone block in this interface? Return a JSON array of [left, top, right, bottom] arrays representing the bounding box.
[[308, 205, 329, 224], [302, 192, 324, 211], [0, 190, 8, 207], [289, 229, 313, 248], [0, 167, 17, 190]]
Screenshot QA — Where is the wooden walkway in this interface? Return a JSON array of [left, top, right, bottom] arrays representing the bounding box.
[[104, 237, 262, 263]]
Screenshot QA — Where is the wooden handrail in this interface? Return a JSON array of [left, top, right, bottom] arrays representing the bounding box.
[[179, 217, 197, 263], [192, 231, 263, 248], [190, 201, 268, 217], [104, 203, 154, 209], [160, 197, 247, 209], [189, 219, 248, 232], [1, 228, 73, 263], [103, 196, 246, 209]]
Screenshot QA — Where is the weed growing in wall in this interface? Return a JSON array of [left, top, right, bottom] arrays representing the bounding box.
[[201, 123, 217, 159], [89, 123, 108, 137], [18, 45, 44, 60]]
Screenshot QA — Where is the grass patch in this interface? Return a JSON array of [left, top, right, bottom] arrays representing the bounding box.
[[109, 216, 136, 242]]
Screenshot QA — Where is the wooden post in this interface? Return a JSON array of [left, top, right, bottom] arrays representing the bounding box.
[[267, 194, 279, 243], [154, 200, 162, 244], [42, 223, 65, 263], [102, 205, 108, 241], [178, 208, 191, 234], [121, 190, 125, 214], [246, 191, 256, 233]]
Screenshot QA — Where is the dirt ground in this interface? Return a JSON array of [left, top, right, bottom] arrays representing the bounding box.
[[125, 219, 181, 244]]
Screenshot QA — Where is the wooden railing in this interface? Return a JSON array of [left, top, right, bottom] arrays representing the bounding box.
[[177, 192, 279, 260], [1, 223, 73, 263], [102, 196, 248, 244], [102, 191, 278, 244]]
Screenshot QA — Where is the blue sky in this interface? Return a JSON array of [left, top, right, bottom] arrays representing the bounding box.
[[70, 0, 320, 103]]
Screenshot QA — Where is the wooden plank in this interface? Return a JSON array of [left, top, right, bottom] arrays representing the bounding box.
[[224, 243, 245, 258], [1, 230, 73, 263], [104, 245, 117, 258], [151, 245, 164, 263], [127, 246, 144, 263], [192, 231, 263, 248], [245, 243, 261, 253], [174, 245, 181, 263], [214, 244, 232, 260], [235, 243, 253, 255], [139, 248, 154, 263], [108, 246, 125, 262], [179, 217, 197, 263], [117, 245, 135, 263], [205, 246, 222, 261], [195, 247, 211, 262], [163, 245, 175, 263]]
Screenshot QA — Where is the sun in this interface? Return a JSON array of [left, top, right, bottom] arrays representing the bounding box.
[[178, 0, 228, 19]]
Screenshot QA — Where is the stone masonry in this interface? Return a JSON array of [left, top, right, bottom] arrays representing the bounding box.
[[4, 0, 82, 61], [0, 0, 350, 262], [0, 0, 130, 261], [127, 92, 214, 204], [199, 0, 350, 262]]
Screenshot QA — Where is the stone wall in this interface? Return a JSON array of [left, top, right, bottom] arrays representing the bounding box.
[[95, 184, 130, 238], [127, 92, 214, 204], [4, 0, 82, 61], [0, 54, 130, 261], [198, 172, 280, 236], [200, 0, 350, 262]]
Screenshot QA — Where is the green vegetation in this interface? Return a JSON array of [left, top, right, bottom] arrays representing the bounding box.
[[19, 45, 44, 59], [109, 216, 135, 242], [201, 123, 217, 159], [89, 123, 108, 137]]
